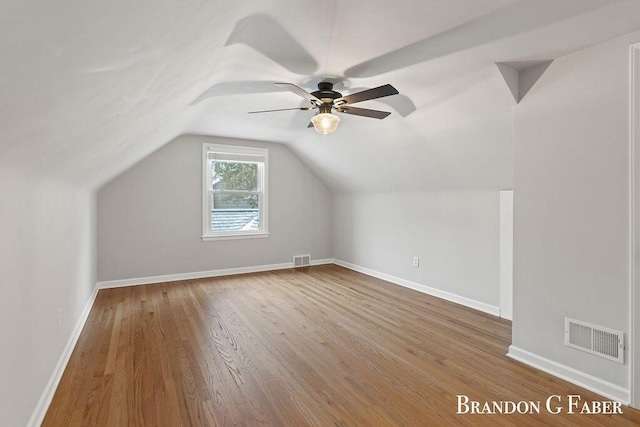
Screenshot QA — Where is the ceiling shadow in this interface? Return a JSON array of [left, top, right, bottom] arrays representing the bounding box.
[[376, 94, 416, 117], [190, 81, 284, 105], [226, 13, 318, 75], [345, 0, 617, 78]]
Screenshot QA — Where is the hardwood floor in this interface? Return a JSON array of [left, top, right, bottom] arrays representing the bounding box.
[[44, 265, 640, 426]]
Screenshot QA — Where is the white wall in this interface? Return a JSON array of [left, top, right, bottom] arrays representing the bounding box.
[[512, 32, 640, 391], [97, 135, 333, 282], [632, 43, 640, 409], [0, 170, 96, 426], [333, 190, 501, 311]]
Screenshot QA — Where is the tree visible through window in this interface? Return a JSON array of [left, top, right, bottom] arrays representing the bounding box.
[[202, 144, 268, 239], [213, 161, 258, 208]]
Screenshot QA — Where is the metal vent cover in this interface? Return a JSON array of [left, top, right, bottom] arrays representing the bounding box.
[[565, 318, 624, 364], [293, 254, 310, 267]]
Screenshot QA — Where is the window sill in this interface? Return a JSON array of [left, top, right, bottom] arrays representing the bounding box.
[[201, 232, 270, 242]]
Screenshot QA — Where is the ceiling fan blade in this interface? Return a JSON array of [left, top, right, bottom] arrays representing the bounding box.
[[275, 83, 323, 104], [336, 106, 392, 119], [347, 87, 417, 117], [337, 84, 399, 105], [248, 107, 314, 114], [307, 122, 314, 128]]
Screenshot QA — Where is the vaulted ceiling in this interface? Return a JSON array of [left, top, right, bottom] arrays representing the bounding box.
[[2, 0, 640, 192]]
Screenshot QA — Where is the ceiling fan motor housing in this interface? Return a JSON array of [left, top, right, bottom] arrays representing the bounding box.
[[312, 81, 343, 108]]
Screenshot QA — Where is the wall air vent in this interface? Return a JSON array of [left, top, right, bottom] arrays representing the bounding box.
[[293, 254, 311, 268], [564, 318, 624, 364]]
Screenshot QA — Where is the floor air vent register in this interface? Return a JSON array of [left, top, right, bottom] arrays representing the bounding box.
[[565, 318, 624, 364], [293, 255, 311, 267]]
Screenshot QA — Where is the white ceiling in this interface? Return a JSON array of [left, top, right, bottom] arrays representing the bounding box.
[[2, 0, 640, 192]]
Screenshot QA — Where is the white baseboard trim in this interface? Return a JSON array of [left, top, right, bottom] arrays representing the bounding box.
[[310, 258, 335, 266], [507, 345, 630, 404], [27, 284, 99, 427], [97, 258, 336, 289], [333, 259, 501, 317]]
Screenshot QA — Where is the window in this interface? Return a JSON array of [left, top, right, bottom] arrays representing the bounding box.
[[202, 144, 268, 240]]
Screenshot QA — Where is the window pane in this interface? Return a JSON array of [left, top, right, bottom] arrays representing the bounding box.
[[211, 193, 260, 232], [211, 206, 260, 233], [212, 193, 258, 209], [212, 161, 258, 191]]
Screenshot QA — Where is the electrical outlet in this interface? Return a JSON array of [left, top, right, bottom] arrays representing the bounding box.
[[412, 256, 419, 268], [58, 309, 63, 329]]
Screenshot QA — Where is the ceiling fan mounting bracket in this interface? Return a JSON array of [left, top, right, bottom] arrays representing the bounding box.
[[317, 81, 334, 91]]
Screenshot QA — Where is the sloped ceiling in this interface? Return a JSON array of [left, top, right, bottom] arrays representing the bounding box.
[[2, 0, 640, 192]]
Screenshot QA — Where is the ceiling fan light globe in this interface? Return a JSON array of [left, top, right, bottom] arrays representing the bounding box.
[[311, 113, 340, 134]]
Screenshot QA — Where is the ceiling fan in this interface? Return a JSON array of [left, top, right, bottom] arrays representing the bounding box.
[[248, 81, 399, 134]]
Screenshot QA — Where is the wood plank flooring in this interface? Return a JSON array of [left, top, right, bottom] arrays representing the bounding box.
[[43, 265, 640, 426]]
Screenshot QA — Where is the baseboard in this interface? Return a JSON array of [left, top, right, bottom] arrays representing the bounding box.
[[333, 259, 501, 317], [27, 285, 99, 427], [507, 345, 630, 404], [310, 258, 335, 266], [97, 258, 336, 289]]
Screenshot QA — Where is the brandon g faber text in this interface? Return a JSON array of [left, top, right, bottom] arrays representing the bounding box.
[[456, 394, 623, 415]]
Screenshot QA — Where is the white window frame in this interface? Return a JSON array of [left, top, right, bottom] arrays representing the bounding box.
[[202, 143, 269, 241]]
